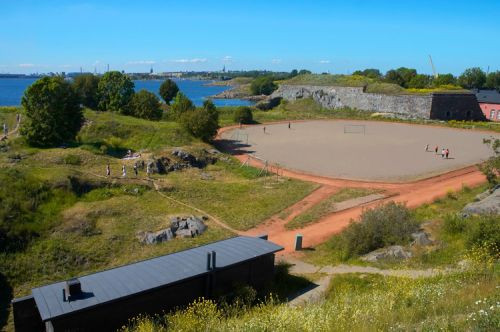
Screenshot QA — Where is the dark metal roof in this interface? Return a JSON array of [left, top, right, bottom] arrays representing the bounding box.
[[31, 236, 282, 322], [476, 90, 500, 104]]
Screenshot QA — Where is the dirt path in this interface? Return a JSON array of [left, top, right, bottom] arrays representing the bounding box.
[[217, 123, 488, 253]]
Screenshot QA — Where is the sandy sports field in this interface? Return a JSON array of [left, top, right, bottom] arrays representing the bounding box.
[[222, 120, 499, 182]]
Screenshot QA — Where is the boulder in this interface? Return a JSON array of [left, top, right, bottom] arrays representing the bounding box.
[[462, 188, 500, 216], [410, 231, 433, 246], [137, 228, 174, 244], [361, 245, 412, 262]]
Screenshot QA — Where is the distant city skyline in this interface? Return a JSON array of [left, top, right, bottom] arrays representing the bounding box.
[[1, 0, 499, 75]]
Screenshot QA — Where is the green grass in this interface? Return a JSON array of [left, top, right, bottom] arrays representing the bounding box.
[[123, 270, 499, 331], [279, 74, 373, 87], [286, 188, 381, 230], [0, 107, 20, 133]]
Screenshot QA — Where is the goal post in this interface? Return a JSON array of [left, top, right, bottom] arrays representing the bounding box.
[[343, 124, 366, 135]]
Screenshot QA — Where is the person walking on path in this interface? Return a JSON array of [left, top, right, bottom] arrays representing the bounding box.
[[288, 122, 291, 129], [3, 123, 7, 137], [441, 148, 445, 158], [434, 145, 438, 154], [146, 163, 151, 178], [106, 164, 111, 177], [445, 149, 449, 159], [263, 126, 266, 134], [122, 165, 127, 178], [133, 163, 138, 177], [425, 144, 429, 152], [16, 113, 21, 123]]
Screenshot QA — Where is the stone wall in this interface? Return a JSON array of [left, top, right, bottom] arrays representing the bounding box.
[[272, 84, 484, 120]]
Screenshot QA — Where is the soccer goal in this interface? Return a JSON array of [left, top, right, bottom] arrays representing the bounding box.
[[230, 130, 249, 144], [343, 124, 366, 135]]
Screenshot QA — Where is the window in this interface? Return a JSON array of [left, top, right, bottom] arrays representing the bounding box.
[[491, 110, 496, 120]]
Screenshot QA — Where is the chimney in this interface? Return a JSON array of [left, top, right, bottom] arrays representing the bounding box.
[[211, 251, 216, 269], [206, 252, 212, 270], [65, 278, 81, 301]]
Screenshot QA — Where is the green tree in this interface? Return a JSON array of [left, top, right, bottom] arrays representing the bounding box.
[[21, 77, 83, 146], [129, 90, 162, 120], [458, 67, 486, 89], [485, 71, 500, 91], [203, 99, 218, 122], [384, 70, 405, 87], [353, 68, 382, 79], [407, 74, 432, 89], [289, 69, 298, 78], [72, 74, 100, 109], [250, 76, 277, 95], [433, 73, 457, 87], [298, 69, 312, 75], [181, 106, 219, 142], [480, 137, 500, 186], [97, 71, 135, 113], [233, 106, 253, 124], [170, 92, 195, 119], [159, 79, 179, 104]]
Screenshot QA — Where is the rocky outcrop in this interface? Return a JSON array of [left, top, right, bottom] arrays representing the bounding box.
[[361, 245, 413, 262], [271, 84, 484, 120], [145, 148, 219, 175], [462, 187, 500, 216], [137, 215, 208, 244], [410, 231, 433, 246]]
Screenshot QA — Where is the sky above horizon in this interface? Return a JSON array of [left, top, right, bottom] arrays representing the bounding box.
[[1, 0, 499, 75]]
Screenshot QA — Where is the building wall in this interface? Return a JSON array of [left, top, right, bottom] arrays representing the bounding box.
[[46, 254, 276, 331], [272, 85, 485, 121], [479, 103, 500, 122], [11, 295, 44, 332]]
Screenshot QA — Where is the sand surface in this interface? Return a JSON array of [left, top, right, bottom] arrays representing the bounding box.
[[223, 120, 499, 181]]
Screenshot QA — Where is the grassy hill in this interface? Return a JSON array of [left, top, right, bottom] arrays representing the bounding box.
[[0, 107, 316, 330]]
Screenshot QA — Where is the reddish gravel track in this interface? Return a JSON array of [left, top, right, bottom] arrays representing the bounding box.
[[217, 123, 488, 253]]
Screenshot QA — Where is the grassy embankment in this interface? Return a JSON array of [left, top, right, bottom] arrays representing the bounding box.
[[122, 183, 500, 331], [0, 107, 315, 330]]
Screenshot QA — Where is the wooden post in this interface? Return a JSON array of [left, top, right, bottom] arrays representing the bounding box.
[[295, 234, 303, 251]]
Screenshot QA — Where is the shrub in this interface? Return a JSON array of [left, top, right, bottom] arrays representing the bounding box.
[[181, 108, 219, 142], [330, 202, 419, 259], [465, 215, 500, 255], [159, 79, 179, 104], [233, 106, 253, 124], [62, 154, 82, 165], [170, 92, 195, 119], [129, 90, 162, 120], [250, 76, 277, 95], [21, 77, 83, 147], [443, 214, 467, 234], [97, 71, 135, 113]]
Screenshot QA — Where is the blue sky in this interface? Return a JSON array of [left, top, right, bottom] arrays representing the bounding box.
[[1, 0, 499, 75]]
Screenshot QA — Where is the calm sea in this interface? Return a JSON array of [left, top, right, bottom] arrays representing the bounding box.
[[0, 78, 252, 107]]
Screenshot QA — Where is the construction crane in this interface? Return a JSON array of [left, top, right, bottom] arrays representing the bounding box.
[[428, 55, 438, 79]]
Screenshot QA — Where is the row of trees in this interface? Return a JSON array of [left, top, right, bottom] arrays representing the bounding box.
[[21, 72, 220, 146], [353, 67, 500, 90]]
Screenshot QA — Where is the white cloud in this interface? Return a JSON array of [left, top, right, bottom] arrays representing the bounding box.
[[171, 58, 207, 63], [271, 59, 282, 64], [18, 63, 35, 68], [127, 60, 156, 65], [222, 56, 233, 63], [319, 60, 331, 64]]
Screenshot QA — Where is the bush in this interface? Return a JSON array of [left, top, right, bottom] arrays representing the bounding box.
[[443, 214, 467, 234], [233, 106, 253, 124], [97, 71, 135, 113], [159, 79, 179, 104], [250, 76, 277, 95], [465, 215, 500, 254], [170, 92, 195, 119], [181, 108, 219, 142], [330, 202, 419, 260], [62, 154, 82, 165], [21, 77, 83, 147], [129, 90, 162, 120]]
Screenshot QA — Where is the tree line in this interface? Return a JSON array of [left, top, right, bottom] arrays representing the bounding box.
[[20, 72, 219, 147], [353, 67, 499, 90]]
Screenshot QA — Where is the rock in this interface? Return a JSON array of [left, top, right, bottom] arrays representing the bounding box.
[[462, 188, 500, 216], [411, 231, 433, 246], [200, 172, 213, 180], [172, 148, 198, 165], [137, 228, 174, 244], [361, 245, 412, 262]]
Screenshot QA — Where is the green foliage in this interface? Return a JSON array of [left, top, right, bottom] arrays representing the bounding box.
[[170, 92, 195, 119], [384, 67, 417, 88], [407, 74, 432, 89], [129, 89, 162, 120], [465, 215, 500, 254], [485, 71, 500, 91], [364, 82, 405, 94], [61, 154, 82, 165], [250, 76, 278, 95], [352, 68, 382, 79], [329, 202, 419, 260], [480, 137, 500, 186], [233, 106, 253, 124], [97, 71, 135, 113], [281, 73, 372, 87], [159, 79, 179, 104], [433, 73, 457, 87], [181, 107, 219, 142], [458, 67, 487, 89], [72, 74, 100, 109], [21, 76, 83, 147]]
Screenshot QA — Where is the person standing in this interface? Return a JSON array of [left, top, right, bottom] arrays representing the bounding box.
[[263, 126, 266, 134], [441, 148, 445, 158], [106, 164, 111, 177], [288, 122, 291, 129], [3, 123, 7, 136], [122, 165, 127, 178], [133, 163, 138, 177], [146, 163, 151, 177], [434, 145, 438, 154], [445, 149, 449, 159], [425, 144, 429, 152], [16, 113, 21, 123]]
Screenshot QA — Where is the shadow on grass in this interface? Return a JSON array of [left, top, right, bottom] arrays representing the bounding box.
[[0, 273, 13, 329], [267, 262, 318, 301]]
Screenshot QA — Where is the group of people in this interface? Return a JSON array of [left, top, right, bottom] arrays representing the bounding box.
[[2, 114, 21, 138], [425, 144, 450, 159], [106, 160, 152, 179]]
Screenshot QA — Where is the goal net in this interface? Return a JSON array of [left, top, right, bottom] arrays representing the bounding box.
[[343, 124, 366, 135]]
